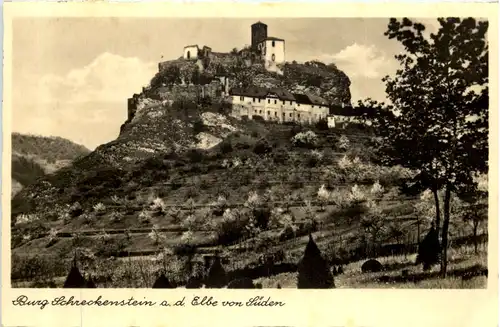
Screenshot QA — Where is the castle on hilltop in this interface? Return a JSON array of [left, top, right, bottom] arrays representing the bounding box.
[[182, 21, 285, 74], [127, 22, 360, 128]]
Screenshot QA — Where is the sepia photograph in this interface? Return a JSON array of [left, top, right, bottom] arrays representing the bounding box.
[[8, 15, 490, 290]]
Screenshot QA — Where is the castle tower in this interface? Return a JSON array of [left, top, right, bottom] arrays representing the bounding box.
[[251, 21, 268, 50]]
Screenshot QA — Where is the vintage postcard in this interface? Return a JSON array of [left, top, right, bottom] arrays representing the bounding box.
[[2, 2, 499, 327]]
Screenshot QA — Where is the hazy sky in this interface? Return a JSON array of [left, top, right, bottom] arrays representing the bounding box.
[[12, 17, 441, 150]]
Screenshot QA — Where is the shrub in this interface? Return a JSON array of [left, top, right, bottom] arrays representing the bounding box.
[[192, 119, 206, 134], [361, 259, 383, 273], [172, 243, 197, 256], [14, 213, 40, 225], [205, 257, 228, 288], [253, 138, 272, 155], [337, 135, 350, 151], [306, 149, 324, 167], [93, 203, 106, 216], [211, 195, 227, 216], [95, 235, 128, 257], [297, 234, 334, 288], [315, 118, 329, 130], [69, 202, 84, 218], [416, 224, 441, 271], [138, 210, 152, 224], [219, 140, 233, 154], [272, 147, 289, 164], [186, 149, 204, 163], [109, 211, 124, 223], [11, 254, 67, 281], [63, 265, 88, 288], [167, 206, 183, 224], [292, 131, 318, 148], [150, 197, 167, 214], [215, 209, 248, 245], [152, 273, 175, 288], [370, 180, 385, 199]]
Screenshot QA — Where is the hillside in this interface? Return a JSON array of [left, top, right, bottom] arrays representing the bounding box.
[[11, 55, 487, 289], [11, 133, 91, 197]]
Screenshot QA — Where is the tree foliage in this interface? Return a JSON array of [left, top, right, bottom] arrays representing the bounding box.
[[297, 234, 334, 288], [360, 18, 488, 276]]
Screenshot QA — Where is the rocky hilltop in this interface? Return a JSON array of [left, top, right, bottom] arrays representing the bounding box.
[[11, 53, 357, 254], [143, 53, 351, 108]]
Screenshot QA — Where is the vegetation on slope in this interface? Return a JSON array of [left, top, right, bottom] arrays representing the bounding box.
[[11, 133, 91, 197]]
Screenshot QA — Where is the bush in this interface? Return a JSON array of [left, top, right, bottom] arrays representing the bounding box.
[[292, 131, 318, 149], [186, 149, 204, 163], [315, 118, 329, 131], [205, 257, 228, 288], [215, 209, 248, 245], [253, 138, 272, 155], [252, 115, 265, 122], [11, 253, 68, 281], [416, 224, 441, 271], [219, 140, 233, 154], [337, 135, 350, 151], [361, 259, 383, 273], [192, 119, 206, 135], [272, 147, 289, 164], [297, 234, 334, 288]]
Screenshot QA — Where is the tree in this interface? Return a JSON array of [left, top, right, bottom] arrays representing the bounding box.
[[297, 234, 334, 288], [416, 223, 441, 271], [460, 189, 488, 254], [360, 18, 488, 277], [204, 256, 228, 288]]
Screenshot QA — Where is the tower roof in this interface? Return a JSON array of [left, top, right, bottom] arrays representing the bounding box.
[[252, 21, 267, 26]]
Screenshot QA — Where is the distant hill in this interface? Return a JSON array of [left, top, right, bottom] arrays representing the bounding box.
[[11, 133, 91, 196]]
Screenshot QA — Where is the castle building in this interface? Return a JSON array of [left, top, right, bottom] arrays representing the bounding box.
[[229, 86, 329, 124], [183, 45, 212, 60], [251, 22, 285, 74]]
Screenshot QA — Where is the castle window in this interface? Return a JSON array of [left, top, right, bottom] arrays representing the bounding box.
[[275, 111, 277, 116], [259, 99, 261, 103], [289, 113, 292, 117], [272, 41, 275, 47], [290, 101, 292, 105], [187, 51, 191, 59], [272, 54, 276, 62], [298, 103, 300, 107], [253, 98, 255, 103], [268, 99, 270, 104], [240, 96, 244, 101], [312, 105, 315, 108], [298, 114, 301, 118], [274, 100, 277, 104], [259, 110, 262, 114]]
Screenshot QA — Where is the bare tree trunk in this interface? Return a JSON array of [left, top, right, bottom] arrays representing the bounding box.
[[433, 187, 441, 236], [440, 184, 452, 277], [473, 221, 479, 254]]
